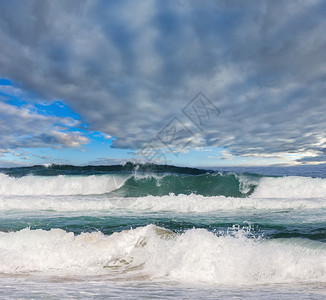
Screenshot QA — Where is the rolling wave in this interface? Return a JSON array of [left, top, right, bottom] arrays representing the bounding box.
[[0, 171, 258, 197], [0, 173, 127, 196], [252, 176, 326, 198], [1, 224, 326, 285], [1, 170, 326, 199], [110, 173, 258, 197]]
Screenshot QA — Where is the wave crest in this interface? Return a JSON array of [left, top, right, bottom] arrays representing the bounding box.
[[1, 225, 326, 285], [0, 173, 127, 196], [2, 171, 326, 199]]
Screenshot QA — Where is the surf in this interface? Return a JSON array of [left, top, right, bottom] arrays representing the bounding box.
[[0, 173, 127, 196], [1, 224, 326, 285], [2, 193, 326, 212], [0, 171, 258, 197], [1, 163, 326, 199]]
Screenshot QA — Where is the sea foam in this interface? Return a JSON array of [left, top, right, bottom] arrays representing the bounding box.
[[252, 176, 326, 198], [1, 225, 326, 285], [0, 173, 127, 196], [1, 193, 326, 212], [2, 172, 326, 199]]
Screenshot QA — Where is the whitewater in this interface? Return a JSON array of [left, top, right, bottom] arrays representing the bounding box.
[[1, 163, 326, 299]]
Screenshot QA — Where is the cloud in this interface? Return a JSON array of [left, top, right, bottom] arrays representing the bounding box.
[[1, 0, 326, 163], [0, 158, 29, 168], [0, 100, 88, 152], [218, 150, 234, 161]]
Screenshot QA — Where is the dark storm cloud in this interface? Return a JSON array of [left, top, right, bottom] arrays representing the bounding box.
[[1, 0, 326, 162]]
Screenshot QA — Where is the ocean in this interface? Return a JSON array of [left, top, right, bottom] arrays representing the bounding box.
[[1, 162, 326, 299]]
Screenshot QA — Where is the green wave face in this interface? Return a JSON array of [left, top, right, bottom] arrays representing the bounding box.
[[110, 173, 259, 198], [0, 162, 263, 197]]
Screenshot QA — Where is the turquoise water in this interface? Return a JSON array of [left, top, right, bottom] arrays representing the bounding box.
[[1, 163, 326, 298]]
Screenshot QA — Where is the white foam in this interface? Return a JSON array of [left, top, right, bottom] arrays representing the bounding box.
[[0, 226, 149, 274], [138, 227, 326, 284], [2, 173, 326, 199], [235, 174, 260, 194], [121, 194, 326, 211], [1, 193, 326, 212], [0, 174, 127, 196], [252, 176, 326, 198], [1, 225, 326, 285]]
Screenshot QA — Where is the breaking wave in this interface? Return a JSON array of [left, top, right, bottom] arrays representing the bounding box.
[[1, 170, 326, 199], [0, 173, 127, 196], [1, 224, 326, 285]]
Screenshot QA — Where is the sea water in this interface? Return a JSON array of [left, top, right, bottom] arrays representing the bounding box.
[[1, 163, 326, 299]]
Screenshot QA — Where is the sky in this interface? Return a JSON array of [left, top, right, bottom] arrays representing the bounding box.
[[1, 0, 326, 168]]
